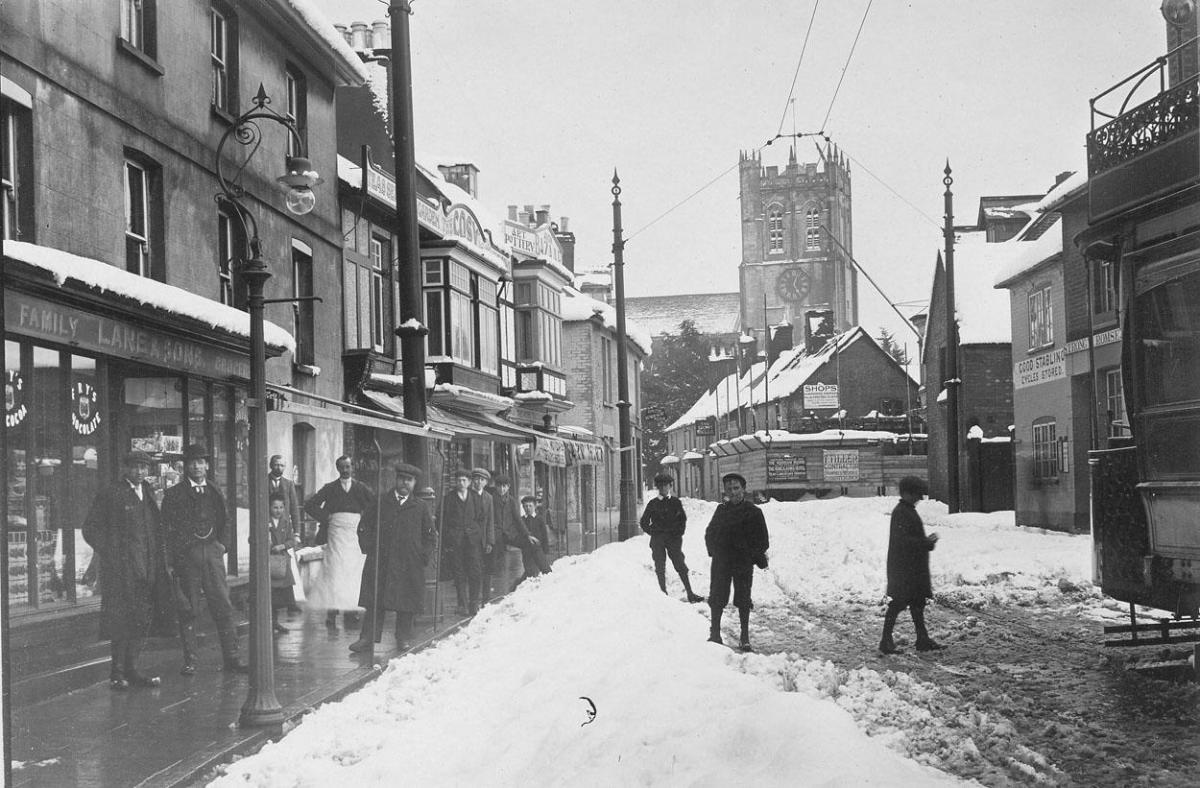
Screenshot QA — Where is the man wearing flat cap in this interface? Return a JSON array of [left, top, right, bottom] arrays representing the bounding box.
[[469, 468, 497, 605], [161, 443, 247, 674], [83, 450, 172, 689], [705, 471, 769, 652], [351, 462, 436, 653], [488, 474, 533, 597]]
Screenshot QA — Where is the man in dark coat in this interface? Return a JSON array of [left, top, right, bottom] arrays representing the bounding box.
[[442, 470, 486, 615], [82, 450, 170, 689], [160, 443, 247, 675], [267, 454, 303, 540], [880, 476, 942, 654], [517, 495, 553, 584], [488, 474, 532, 595], [351, 462, 435, 652], [471, 468, 499, 602], [640, 472, 703, 603], [705, 472, 769, 652]]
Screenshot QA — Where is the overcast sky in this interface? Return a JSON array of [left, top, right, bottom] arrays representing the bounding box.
[[320, 0, 1164, 348]]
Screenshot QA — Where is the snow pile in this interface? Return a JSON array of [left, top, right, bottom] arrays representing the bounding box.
[[211, 496, 1101, 787]]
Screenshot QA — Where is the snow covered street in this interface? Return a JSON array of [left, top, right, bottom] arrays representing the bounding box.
[[210, 497, 1200, 787]]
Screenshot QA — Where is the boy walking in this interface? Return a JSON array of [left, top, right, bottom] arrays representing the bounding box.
[[640, 472, 703, 602], [880, 476, 943, 654]]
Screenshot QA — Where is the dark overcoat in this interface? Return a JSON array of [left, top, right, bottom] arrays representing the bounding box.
[[82, 480, 174, 639], [885, 498, 933, 601], [493, 491, 531, 549], [640, 496, 687, 537], [358, 491, 436, 613], [443, 491, 485, 544], [704, 499, 769, 568]]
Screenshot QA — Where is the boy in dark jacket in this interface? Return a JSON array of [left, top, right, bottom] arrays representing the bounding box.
[[640, 472, 703, 602], [705, 472, 769, 651], [880, 476, 942, 654]]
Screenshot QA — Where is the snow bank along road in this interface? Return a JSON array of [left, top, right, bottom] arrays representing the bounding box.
[[211, 496, 1199, 787]]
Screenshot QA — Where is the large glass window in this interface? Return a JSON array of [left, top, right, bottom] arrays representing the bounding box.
[[1032, 419, 1058, 479], [1136, 267, 1200, 409], [1027, 284, 1054, 350]]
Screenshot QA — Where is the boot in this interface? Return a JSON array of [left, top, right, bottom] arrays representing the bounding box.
[[738, 607, 752, 652], [656, 569, 668, 594], [912, 605, 944, 652], [123, 638, 161, 686], [680, 572, 705, 603], [110, 639, 129, 689], [879, 605, 902, 654], [349, 607, 378, 652], [708, 607, 724, 644], [395, 611, 414, 650]]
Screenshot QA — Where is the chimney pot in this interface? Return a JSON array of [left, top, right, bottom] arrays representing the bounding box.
[[371, 20, 390, 51], [350, 21, 371, 51]]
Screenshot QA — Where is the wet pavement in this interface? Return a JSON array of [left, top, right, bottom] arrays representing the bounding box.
[[10, 584, 472, 788]]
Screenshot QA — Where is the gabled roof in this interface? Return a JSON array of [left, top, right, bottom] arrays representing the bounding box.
[[624, 292, 741, 338], [560, 287, 653, 356]]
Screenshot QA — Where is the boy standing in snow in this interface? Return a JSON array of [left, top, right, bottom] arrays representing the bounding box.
[[640, 472, 704, 603], [880, 475, 943, 654], [705, 472, 769, 651]]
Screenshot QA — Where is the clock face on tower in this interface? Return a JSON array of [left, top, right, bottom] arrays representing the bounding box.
[[775, 267, 810, 303]]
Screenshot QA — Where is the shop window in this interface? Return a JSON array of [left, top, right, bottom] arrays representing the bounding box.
[[120, 0, 158, 60], [425, 289, 445, 356], [1105, 368, 1128, 437], [1, 93, 33, 242], [210, 4, 238, 116], [124, 152, 164, 281], [1027, 284, 1054, 350], [1032, 418, 1058, 480], [1135, 266, 1200, 408], [292, 240, 315, 365], [284, 65, 307, 157], [767, 206, 784, 254]]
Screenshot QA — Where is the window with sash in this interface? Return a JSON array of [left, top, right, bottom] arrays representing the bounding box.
[[120, 0, 157, 58], [124, 154, 163, 280], [1027, 284, 1054, 350], [285, 67, 307, 157], [210, 6, 238, 115], [767, 207, 784, 254], [1, 95, 33, 241], [217, 209, 246, 309], [1032, 419, 1058, 479]]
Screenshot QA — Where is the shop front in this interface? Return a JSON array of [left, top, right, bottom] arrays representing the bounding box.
[[2, 248, 290, 655]]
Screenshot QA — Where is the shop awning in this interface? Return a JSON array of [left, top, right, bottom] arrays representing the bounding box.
[[681, 450, 705, 461], [660, 454, 680, 465], [425, 404, 536, 445], [270, 387, 451, 440], [564, 438, 604, 465]]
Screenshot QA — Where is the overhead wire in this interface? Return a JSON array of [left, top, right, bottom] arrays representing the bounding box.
[[774, 1, 821, 139], [818, 0, 873, 133]]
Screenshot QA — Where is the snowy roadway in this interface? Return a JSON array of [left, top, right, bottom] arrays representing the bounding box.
[[210, 497, 1200, 787]]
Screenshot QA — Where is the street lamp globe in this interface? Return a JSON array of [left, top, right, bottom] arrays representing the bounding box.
[[277, 156, 322, 216], [284, 187, 316, 216]]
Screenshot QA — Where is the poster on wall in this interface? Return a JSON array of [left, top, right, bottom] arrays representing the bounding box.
[[822, 449, 860, 482], [766, 453, 807, 484], [803, 382, 839, 410]]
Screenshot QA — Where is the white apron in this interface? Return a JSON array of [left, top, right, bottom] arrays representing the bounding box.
[[304, 512, 365, 610]]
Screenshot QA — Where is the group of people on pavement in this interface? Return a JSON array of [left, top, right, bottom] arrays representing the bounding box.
[[640, 471, 941, 656]]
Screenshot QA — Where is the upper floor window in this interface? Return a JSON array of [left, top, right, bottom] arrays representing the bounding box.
[[217, 209, 246, 309], [1027, 284, 1053, 350], [767, 207, 784, 254], [1032, 418, 1058, 479], [1094, 259, 1116, 316], [601, 335, 613, 402], [285, 67, 307, 157], [514, 280, 562, 368], [120, 0, 157, 59], [804, 208, 820, 250], [2, 92, 33, 242], [210, 6, 236, 114], [1105, 368, 1127, 437], [369, 234, 391, 353], [292, 240, 315, 365], [422, 260, 501, 373], [124, 155, 163, 280]]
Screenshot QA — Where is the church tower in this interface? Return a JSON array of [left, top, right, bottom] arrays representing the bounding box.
[[738, 144, 856, 347]]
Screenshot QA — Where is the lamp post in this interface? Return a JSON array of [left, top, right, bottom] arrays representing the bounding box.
[[942, 162, 961, 513], [611, 171, 638, 541], [215, 84, 320, 727]]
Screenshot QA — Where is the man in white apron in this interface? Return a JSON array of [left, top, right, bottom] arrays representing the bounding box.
[[303, 455, 374, 628]]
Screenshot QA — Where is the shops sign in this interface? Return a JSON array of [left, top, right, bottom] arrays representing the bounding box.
[[1014, 347, 1067, 389], [70, 380, 100, 435], [803, 382, 839, 409], [5, 370, 26, 428]]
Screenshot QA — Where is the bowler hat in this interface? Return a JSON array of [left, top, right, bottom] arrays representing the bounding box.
[[470, 467, 491, 481], [653, 472, 674, 486], [393, 461, 421, 480], [123, 450, 155, 466], [181, 443, 210, 462], [721, 472, 747, 487]]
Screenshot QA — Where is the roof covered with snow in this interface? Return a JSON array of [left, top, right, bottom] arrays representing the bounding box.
[[286, 1, 370, 84], [560, 287, 653, 356], [624, 292, 741, 339], [5, 241, 296, 353]]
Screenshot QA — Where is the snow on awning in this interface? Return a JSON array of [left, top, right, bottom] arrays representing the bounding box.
[[660, 454, 680, 465], [6, 241, 296, 354], [681, 450, 704, 461]]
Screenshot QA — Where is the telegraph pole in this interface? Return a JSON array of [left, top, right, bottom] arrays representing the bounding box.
[[943, 162, 961, 513], [389, 0, 429, 470], [611, 171, 638, 541]]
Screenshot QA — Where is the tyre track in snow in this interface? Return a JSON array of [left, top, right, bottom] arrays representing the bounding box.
[[751, 583, 1200, 787]]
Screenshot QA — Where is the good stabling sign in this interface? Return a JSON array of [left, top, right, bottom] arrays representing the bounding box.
[[766, 453, 807, 483], [8, 291, 252, 380]]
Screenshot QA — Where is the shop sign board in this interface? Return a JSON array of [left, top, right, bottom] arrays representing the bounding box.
[[803, 382, 839, 409], [1014, 348, 1066, 389], [533, 436, 566, 467], [504, 221, 565, 266], [7, 291, 251, 380], [766, 453, 807, 484], [1063, 327, 1122, 355], [823, 449, 860, 481]]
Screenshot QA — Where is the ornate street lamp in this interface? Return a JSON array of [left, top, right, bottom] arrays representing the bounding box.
[[215, 83, 320, 727], [610, 171, 638, 541]]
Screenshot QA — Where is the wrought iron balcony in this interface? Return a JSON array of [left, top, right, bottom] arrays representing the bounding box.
[[1087, 39, 1200, 222]]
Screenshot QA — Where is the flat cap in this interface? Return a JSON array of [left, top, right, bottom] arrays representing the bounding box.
[[470, 467, 491, 480], [393, 462, 421, 480], [721, 472, 747, 487]]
